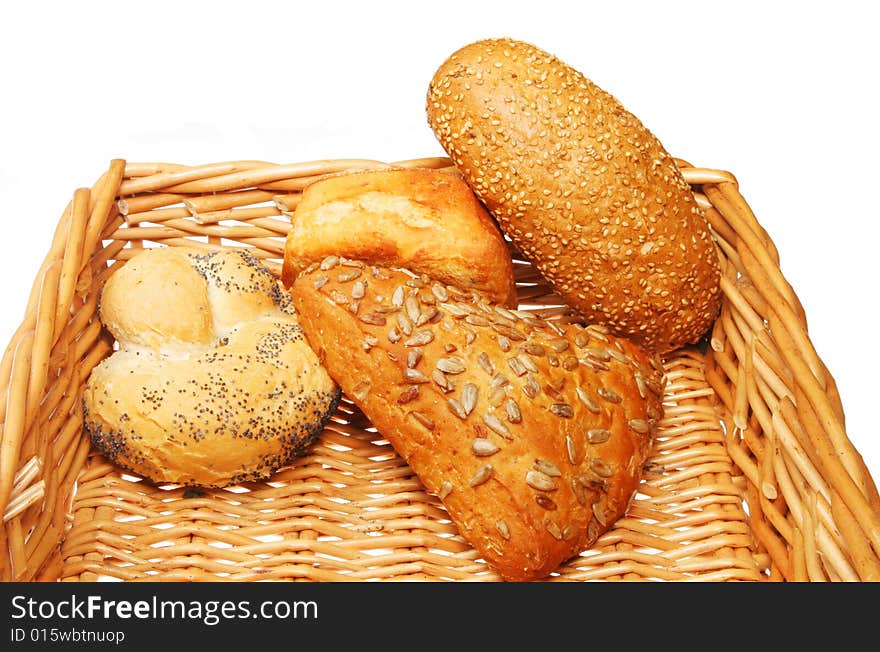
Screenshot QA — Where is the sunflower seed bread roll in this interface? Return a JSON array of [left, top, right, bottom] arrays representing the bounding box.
[[426, 37, 722, 353], [290, 261, 664, 581], [281, 167, 518, 306]]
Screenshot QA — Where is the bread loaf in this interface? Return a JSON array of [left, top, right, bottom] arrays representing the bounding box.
[[83, 247, 340, 488], [290, 262, 664, 581], [426, 37, 722, 353], [281, 167, 518, 306]]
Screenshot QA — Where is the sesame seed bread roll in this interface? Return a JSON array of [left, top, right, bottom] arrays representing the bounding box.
[[426, 38, 722, 353], [281, 167, 518, 306], [83, 247, 340, 488], [291, 262, 664, 581]]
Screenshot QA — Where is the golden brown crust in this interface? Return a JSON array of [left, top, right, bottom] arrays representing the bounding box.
[[281, 168, 518, 306], [291, 263, 664, 581], [83, 247, 340, 488], [426, 37, 722, 353]]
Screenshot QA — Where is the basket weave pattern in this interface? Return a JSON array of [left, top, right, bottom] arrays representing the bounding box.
[[2, 157, 879, 582]]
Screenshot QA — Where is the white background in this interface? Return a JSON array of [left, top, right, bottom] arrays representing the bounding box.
[[1, 1, 878, 484]]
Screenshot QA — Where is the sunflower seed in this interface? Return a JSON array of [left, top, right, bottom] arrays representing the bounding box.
[[477, 352, 494, 375], [607, 347, 629, 364], [547, 320, 566, 336], [471, 438, 499, 456], [575, 387, 602, 413], [522, 343, 545, 357], [436, 356, 466, 374], [387, 327, 401, 343], [319, 255, 339, 270], [497, 335, 511, 352], [492, 323, 526, 341], [395, 312, 414, 337], [401, 296, 419, 323], [490, 373, 509, 389], [566, 434, 583, 465], [495, 520, 511, 540], [350, 280, 365, 299], [587, 428, 612, 444], [516, 353, 538, 373], [592, 501, 609, 526], [629, 418, 650, 434], [482, 413, 512, 439], [444, 343, 457, 353], [587, 518, 600, 541], [351, 380, 371, 401], [494, 305, 518, 321], [583, 357, 610, 372], [441, 302, 469, 318], [597, 387, 622, 403], [561, 524, 576, 541], [348, 300, 360, 314], [525, 469, 557, 492], [410, 411, 435, 431], [585, 324, 610, 342], [590, 458, 613, 478], [562, 356, 580, 371], [646, 378, 664, 396], [535, 494, 557, 511], [634, 372, 647, 399], [404, 368, 429, 384], [534, 459, 561, 477], [505, 398, 522, 424], [571, 477, 590, 507], [545, 520, 563, 540], [337, 268, 362, 282], [507, 357, 527, 377], [391, 285, 405, 307], [574, 331, 590, 348], [313, 275, 329, 289], [432, 369, 454, 393], [586, 347, 611, 362], [488, 386, 507, 408], [550, 403, 574, 418], [404, 330, 434, 347], [461, 383, 478, 416], [358, 312, 387, 326], [448, 398, 468, 420], [464, 314, 489, 327], [438, 481, 453, 499], [406, 348, 423, 369], [548, 338, 570, 353], [469, 464, 493, 487], [577, 473, 607, 492], [397, 385, 420, 404], [430, 283, 449, 302], [522, 376, 540, 399]]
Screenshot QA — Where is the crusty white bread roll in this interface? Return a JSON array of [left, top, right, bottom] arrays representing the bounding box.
[[281, 168, 518, 306], [83, 247, 340, 488], [290, 262, 664, 581], [427, 37, 722, 353]]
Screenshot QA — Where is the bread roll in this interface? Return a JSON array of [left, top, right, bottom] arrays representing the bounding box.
[[83, 247, 340, 488], [281, 167, 518, 306], [426, 37, 722, 353], [290, 262, 664, 581]]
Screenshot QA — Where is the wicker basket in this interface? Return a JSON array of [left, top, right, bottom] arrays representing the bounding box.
[[2, 156, 879, 583]]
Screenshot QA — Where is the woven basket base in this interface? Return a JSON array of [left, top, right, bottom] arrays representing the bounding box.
[[58, 346, 765, 582]]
